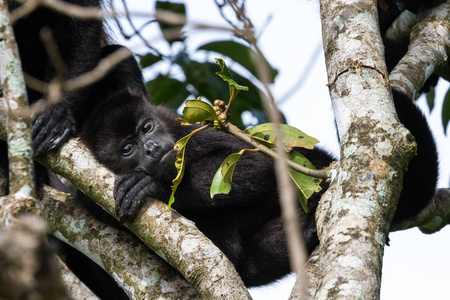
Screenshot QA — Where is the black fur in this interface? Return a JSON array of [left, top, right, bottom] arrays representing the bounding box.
[[7, 0, 103, 156], [80, 46, 437, 287]]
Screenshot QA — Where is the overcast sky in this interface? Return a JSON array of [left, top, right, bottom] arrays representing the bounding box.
[[111, 1, 450, 299]]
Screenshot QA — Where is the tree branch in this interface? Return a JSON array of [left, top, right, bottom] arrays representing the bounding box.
[[54, 255, 101, 300], [40, 138, 251, 298], [390, 188, 450, 232], [39, 185, 198, 299], [0, 0, 36, 201], [314, 0, 417, 297], [389, 1, 450, 97]]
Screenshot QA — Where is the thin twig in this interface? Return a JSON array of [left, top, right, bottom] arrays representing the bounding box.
[[214, 2, 313, 298], [277, 43, 323, 105], [10, 0, 106, 23], [20, 47, 133, 118], [225, 123, 328, 179], [39, 27, 67, 80]]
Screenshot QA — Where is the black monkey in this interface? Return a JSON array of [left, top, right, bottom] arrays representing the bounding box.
[[80, 46, 437, 287], [6, 0, 104, 156]]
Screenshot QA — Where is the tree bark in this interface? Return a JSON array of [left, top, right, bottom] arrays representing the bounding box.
[[311, 0, 417, 298], [389, 1, 450, 97], [40, 185, 199, 299]]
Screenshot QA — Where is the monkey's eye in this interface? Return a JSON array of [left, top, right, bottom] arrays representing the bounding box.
[[142, 121, 153, 134], [122, 143, 134, 156]]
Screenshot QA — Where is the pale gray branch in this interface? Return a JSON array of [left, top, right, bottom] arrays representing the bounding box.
[[0, 0, 36, 199], [385, 10, 417, 41], [315, 0, 417, 298], [40, 185, 198, 299], [389, 1, 450, 97], [54, 255, 100, 300]]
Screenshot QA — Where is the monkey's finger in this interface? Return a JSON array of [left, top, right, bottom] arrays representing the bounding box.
[[127, 184, 156, 219], [114, 173, 139, 202], [116, 175, 151, 222], [119, 176, 150, 212]]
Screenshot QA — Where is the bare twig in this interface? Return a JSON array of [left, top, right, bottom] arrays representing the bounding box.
[[39, 27, 67, 80], [10, 0, 105, 23], [277, 43, 323, 105], [214, 1, 311, 298], [20, 47, 133, 118], [113, 0, 163, 55]]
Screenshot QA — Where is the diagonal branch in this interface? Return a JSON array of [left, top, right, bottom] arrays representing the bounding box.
[[389, 1, 450, 98]]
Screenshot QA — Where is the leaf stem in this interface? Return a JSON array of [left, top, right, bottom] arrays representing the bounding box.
[[224, 123, 330, 179]]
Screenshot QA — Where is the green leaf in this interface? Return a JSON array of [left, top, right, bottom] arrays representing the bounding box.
[[243, 123, 319, 151], [139, 53, 162, 69], [210, 149, 250, 198], [442, 87, 450, 134], [180, 99, 219, 124], [287, 151, 322, 212], [145, 75, 190, 109], [168, 129, 199, 208], [215, 58, 248, 101], [425, 86, 435, 112], [172, 56, 267, 128], [155, 1, 186, 45], [198, 41, 278, 82]]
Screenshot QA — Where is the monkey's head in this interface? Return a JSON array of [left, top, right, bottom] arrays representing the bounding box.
[[81, 90, 177, 181]]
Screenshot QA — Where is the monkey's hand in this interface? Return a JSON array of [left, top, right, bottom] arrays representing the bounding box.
[[32, 105, 76, 157], [114, 171, 170, 223]]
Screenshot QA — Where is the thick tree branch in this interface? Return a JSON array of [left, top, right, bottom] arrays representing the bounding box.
[[315, 0, 417, 298], [37, 138, 251, 299], [54, 255, 101, 300], [0, 0, 36, 203], [39, 185, 198, 299], [385, 10, 417, 41]]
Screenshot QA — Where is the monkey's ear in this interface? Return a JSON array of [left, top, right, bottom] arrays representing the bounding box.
[[124, 86, 149, 101]]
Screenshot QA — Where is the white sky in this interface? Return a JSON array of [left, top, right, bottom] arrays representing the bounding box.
[[112, 0, 450, 299]]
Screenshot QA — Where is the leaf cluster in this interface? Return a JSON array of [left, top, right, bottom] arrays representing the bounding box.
[[169, 59, 322, 212], [140, 1, 279, 129]]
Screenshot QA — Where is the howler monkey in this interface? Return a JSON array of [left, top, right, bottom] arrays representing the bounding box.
[[80, 46, 438, 287]]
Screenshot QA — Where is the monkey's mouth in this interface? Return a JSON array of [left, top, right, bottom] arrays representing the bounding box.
[[160, 149, 177, 165]]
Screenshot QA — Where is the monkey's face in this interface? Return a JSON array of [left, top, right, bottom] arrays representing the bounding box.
[[117, 115, 177, 181], [81, 93, 177, 180]]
